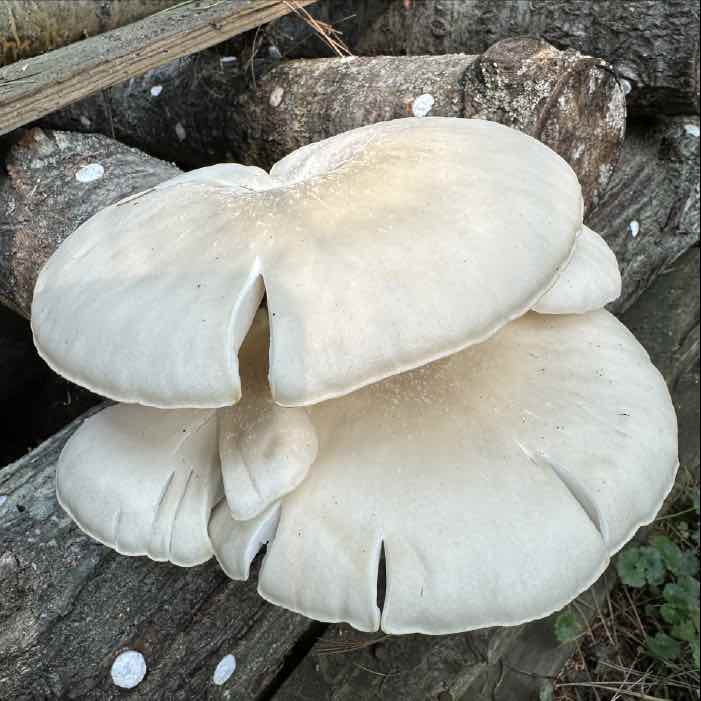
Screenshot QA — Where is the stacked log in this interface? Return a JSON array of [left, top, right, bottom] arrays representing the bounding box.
[[42, 37, 626, 212], [267, 0, 701, 115]]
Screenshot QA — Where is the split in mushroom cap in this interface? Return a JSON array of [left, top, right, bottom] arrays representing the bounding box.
[[57, 405, 221, 566], [32, 117, 582, 408], [57, 312, 318, 550], [219, 312, 318, 520], [209, 310, 678, 634], [533, 226, 622, 314]]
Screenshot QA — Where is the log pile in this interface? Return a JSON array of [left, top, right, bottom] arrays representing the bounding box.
[[267, 0, 701, 115], [0, 1, 699, 698]]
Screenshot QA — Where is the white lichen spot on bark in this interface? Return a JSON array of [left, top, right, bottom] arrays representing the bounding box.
[[684, 124, 700, 138], [150, 85, 163, 97], [270, 86, 285, 108], [212, 654, 236, 686], [111, 650, 147, 689], [0, 495, 8, 509], [628, 220, 640, 238], [75, 163, 105, 183], [411, 93, 435, 117]]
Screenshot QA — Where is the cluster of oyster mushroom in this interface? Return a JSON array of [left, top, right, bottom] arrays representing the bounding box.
[[32, 118, 678, 635]]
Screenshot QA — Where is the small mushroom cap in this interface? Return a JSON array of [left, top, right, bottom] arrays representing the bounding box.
[[32, 118, 581, 408], [219, 312, 318, 521], [207, 309, 676, 634], [57, 405, 221, 566], [533, 226, 622, 314], [208, 500, 280, 580]]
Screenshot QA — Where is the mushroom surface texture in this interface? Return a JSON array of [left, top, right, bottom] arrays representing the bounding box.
[[57, 406, 221, 566], [32, 117, 585, 408], [208, 310, 678, 634], [56, 312, 318, 552], [533, 226, 622, 314]]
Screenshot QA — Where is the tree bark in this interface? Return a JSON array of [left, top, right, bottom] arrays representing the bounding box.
[[42, 37, 626, 213], [0, 128, 180, 318], [267, 0, 701, 116], [587, 116, 700, 314], [621, 246, 700, 475], [0, 0, 180, 66], [0, 409, 320, 700]]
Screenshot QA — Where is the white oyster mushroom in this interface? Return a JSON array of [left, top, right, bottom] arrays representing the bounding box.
[[219, 313, 318, 521], [32, 118, 582, 409], [57, 313, 317, 551], [533, 226, 622, 314], [57, 406, 221, 566], [208, 500, 280, 580], [210, 310, 677, 634]]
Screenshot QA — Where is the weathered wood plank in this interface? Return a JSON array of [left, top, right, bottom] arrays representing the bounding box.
[[0, 410, 320, 700], [0, 0, 181, 65], [0, 0, 315, 135]]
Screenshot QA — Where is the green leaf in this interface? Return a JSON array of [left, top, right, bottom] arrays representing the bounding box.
[[554, 610, 582, 643], [664, 576, 701, 609], [641, 546, 667, 586], [660, 603, 684, 625], [692, 638, 700, 669], [648, 632, 682, 661], [653, 535, 683, 574], [679, 550, 700, 577], [617, 547, 646, 587], [617, 545, 667, 588], [671, 619, 697, 642]]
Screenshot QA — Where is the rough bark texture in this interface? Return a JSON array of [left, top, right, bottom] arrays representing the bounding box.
[[42, 37, 626, 212], [0, 410, 319, 700], [587, 116, 700, 314], [0, 128, 179, 318], [267, 0, 701, 116], [0, 0, 180, 65], [235, 38, 625, 213], [272, 571, 616, 701], [621, 246, 700, 475]]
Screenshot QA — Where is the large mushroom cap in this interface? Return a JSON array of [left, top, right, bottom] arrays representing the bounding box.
[[32, 118, 581, 408], [210, 310, 677, 634]]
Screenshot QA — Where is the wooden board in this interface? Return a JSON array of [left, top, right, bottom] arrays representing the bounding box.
[[0, 0, 315, 135]]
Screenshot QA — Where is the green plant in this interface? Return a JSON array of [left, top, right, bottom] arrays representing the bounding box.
[[616, 508, 701, 667]]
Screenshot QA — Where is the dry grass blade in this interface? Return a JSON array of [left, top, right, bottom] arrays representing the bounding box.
[[556, 682, 670, 700], [282, 0, 352, 57], [316, 635, 389, 655]]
